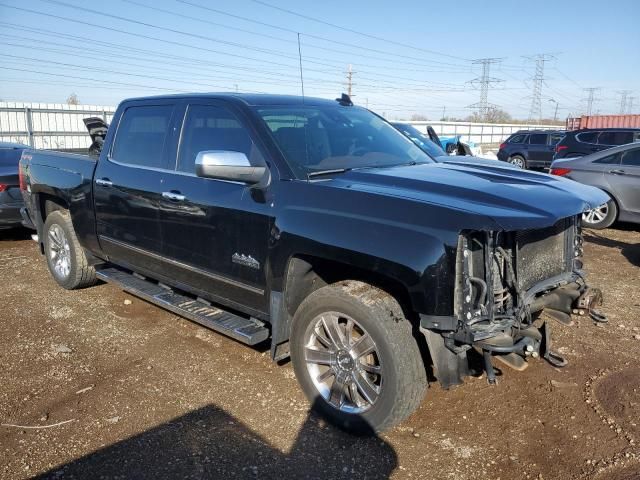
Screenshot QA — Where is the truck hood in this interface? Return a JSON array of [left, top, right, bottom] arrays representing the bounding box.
[[328, 161, 609, 231]]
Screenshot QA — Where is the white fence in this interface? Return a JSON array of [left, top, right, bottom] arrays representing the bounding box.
[[0, 102, 116, 150], [0, 102, 561, 151], [405, 121, 561, 145]]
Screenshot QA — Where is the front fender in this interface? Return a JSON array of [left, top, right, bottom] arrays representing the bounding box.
[[269, 190, 461, 317]]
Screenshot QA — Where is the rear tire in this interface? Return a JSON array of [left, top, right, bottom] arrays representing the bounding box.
[[290, 281, 428, 434], [509, 155, 526, 169], [582, 198, 617, 229], [43, 210, 97, 289]]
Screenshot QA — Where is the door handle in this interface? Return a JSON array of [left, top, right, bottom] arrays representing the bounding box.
[[162, 191, 186, 202], [609, 169, 626, 175], [95, 178, 113, 187]]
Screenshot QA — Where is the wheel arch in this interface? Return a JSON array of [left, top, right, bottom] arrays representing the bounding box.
[[269, 253, 420, 361]]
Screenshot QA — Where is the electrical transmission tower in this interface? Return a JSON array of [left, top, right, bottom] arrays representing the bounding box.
[[617, 90, 632, 114], [344, 64, 355, 97], [582, 87, 600, 115], [628, 96, 635, 114], [467, 58, 503, 120], [524, 54, 554, 122]]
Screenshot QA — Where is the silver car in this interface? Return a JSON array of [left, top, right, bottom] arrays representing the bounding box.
[[550, 142, 640, 229]]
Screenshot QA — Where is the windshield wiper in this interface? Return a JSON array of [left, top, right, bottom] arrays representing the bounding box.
[[307, 168, 351, 179]]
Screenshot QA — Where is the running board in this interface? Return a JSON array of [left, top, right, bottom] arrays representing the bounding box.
[[96, 267, 269, 345]]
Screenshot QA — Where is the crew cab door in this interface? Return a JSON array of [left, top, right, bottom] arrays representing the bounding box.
[[94, 101, 178, 275], [157, 101, 272, 315]]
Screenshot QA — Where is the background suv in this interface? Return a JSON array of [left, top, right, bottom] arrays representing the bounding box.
[[554, 128, 640, 160], [497, 130, 565, 169]]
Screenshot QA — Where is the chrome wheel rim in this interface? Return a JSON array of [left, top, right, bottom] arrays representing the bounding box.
[[510, 157, 525, 168], [583, 203, 608, 225], [304, 312, 382, 414], [48, 224, 71, 279]]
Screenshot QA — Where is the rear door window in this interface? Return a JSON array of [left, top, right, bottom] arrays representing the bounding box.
[[111, 104, 174, 169], [576, 131, 598, 144], [176, 104, 264, 174], [528, 133, 548, 145], [598, 131, 634, 146], [621, 148, 640, 167]]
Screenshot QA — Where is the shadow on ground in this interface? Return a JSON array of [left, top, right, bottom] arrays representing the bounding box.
[[585, 225, 640, 268], [35, 400, 397, 480], [0, 227, 33, 242]]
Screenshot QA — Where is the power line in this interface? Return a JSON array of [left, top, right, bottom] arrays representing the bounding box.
[[126, 0, 471, 73], [247, 0, 470, 62], [467, 58, 503, 119]]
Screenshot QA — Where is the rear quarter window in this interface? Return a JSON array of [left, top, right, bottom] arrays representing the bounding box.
[[593, 153, 619, 165], [576, 131, 599, 144], [549, 133, 564, 145], [508, 134, 526, 143]]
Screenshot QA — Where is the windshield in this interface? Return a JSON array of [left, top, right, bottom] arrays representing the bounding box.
[[393, 123, 446, 157], [255, 105, 434, 177]]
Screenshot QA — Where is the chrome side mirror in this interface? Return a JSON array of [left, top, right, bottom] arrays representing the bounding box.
[[195, 150, 267, 184]]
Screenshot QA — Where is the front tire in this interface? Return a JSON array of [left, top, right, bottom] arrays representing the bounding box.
[[290, 281, 428, 434], [582, 198, 617, 229], [43, 210, 97, 289]]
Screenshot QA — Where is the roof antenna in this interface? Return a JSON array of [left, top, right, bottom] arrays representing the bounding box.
[[297, 32, 305, 103]]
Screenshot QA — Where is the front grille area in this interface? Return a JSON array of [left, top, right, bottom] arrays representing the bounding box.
[[515, 217, 573, 290]]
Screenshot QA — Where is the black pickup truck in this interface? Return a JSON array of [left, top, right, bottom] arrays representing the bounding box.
[[20, 93, 608, 434]]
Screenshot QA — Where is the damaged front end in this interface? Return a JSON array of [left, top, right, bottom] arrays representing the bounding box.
[[421, 215, 605, 388]]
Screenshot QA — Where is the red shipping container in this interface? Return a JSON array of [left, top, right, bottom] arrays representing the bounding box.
[[566, 114, 640, 130]]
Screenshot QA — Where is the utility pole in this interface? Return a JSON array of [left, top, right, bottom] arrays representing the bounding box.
[[345, 64, 355, 97], [548, 98, 559, 122], [442, 105, 446, 120], [466, 58, 503, 120], [582, 87, 600, 115], [524, 54, 554, 122], [617, 90, 632, 114]]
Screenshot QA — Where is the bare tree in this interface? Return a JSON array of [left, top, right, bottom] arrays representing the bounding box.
[[66, 93, 80, 105], [409, 114, 429, 121]]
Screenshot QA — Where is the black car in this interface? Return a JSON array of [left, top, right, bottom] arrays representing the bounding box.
[[20, 93, 608, 434], [0, 141, 30, 230], [497, 130, 565, 169], [553, 128, 640, 160]]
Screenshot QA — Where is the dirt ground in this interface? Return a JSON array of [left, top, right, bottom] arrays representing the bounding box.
[[0, 225, 639, 480]]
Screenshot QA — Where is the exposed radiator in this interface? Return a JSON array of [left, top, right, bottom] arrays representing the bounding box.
[[515, 218, 572, 290]]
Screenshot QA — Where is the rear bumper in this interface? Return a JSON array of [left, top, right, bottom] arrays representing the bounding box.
[[496, 150, 509, 161]]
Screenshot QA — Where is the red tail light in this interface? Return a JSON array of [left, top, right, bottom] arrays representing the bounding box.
[[18, 166, 27, 191], [19, 152, 30, 191], [555, 145, 568, 153], [0, 184, 7, 192], [550, 168, 572, 176], [499, 142, 506, 150]]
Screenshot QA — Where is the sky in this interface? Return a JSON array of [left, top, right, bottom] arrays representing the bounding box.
[[0, 0, 638, 120]]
